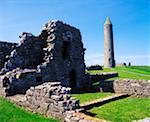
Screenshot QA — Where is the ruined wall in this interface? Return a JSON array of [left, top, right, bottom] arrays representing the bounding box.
[[100, 79, 150, 97], [39, 20, 86, 89], [2, 33, 44, 72], [19, 82, 79, 120], [0, 41, 17, 70], [0, 20, 88, 95], [113, 79, 150, 97], [0, 68, 41, 95], [6, 82, 99, 122]]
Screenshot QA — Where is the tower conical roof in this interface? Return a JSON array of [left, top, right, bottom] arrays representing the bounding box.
[[104, 17, 112, 25]]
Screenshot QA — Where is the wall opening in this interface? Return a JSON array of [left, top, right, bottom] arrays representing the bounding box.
[[69, 70, 76, 88], [36, 76, 42, 83], [61, 41, 70, 59]]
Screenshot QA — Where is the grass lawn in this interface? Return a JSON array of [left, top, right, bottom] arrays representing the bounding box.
[[72, 92, 113, 104], [0, 97, 60, 122], [89, 97, 150, 122], [88, 66, 150, 80]]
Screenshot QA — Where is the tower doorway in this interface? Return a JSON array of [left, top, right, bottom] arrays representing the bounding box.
[[69, 70, 76, 88], [61, 41, 70, 60]]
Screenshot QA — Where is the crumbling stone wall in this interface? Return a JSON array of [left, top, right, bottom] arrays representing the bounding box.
[[1, 33, 44, 73], [0, 68, 41, 95], [7, 82, 99, 122], [0, 41, 17, 70], [38, 20, 86, 88], [0, 20, 88, 95], [19, 82, 79, 120]]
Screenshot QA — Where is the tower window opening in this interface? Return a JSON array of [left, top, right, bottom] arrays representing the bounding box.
[[61, 41, 70, 59]]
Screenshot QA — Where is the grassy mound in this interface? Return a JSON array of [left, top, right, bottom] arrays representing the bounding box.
[[0, 97, 60, 122], [89, 97, 150, 122]]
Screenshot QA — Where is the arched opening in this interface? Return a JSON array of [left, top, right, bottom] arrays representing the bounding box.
[[69, 70, 76, 88]]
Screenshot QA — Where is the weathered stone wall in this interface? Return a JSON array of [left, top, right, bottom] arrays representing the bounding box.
[[0, 41, 17, 70], [39, 20, 86, 89], [100, 79, 150, 97], [0, 68, 41, 95], [0, 20, 88, 95], [5, 82, 102, 122], [113, 79, 150, 97], [19, 82, 79, 120], [1, 33, 44, 73], [90, 72, 118, 83]]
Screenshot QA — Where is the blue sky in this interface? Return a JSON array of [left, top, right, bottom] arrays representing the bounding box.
[[0, 0, 149, 66]]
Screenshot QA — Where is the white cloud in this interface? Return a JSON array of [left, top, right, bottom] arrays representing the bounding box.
[[116, 55, 150, 66], [85, 53, 103, 66]]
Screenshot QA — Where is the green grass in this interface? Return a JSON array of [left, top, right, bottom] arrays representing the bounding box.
[[72, 92, 113, 104], [88, 66, 150, 80], [89, 97, 150, 122], [0, 97, 60, 122], [126, 66, 150, 75]]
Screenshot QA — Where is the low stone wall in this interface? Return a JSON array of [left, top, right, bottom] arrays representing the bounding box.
[[90, 72, 118, 82], [114, 79, 150, 97], [18, 82, 79, 120], [100, 79, 150, 97]]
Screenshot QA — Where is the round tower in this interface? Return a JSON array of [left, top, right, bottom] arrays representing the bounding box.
[[104, 17, 115, 68]]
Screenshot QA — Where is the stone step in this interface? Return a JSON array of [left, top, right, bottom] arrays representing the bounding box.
[[80, 93, 129, 110]]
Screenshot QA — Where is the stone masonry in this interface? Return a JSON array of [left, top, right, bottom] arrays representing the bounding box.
[[113, 79, 150, 97], [7, 82, 104, 122], [0, 41, 17, 70], [0, 20, 88, 96], [100, 79, 150, 97], [20, 82, 79, 120]]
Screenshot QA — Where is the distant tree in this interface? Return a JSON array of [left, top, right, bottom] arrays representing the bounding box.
[[128, 62, 131, 66], [123, 62, 126, 66]]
